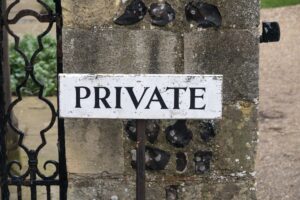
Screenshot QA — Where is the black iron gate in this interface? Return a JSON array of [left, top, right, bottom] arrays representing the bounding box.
[[0, 0, 67, 199]]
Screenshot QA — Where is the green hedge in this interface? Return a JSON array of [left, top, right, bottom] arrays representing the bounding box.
[[261, 0, 300, 8], [43, 0, 55, 11], [10, 35, 57, 96]]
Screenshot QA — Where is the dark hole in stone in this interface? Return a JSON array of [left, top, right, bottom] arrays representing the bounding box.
[[131, 146, 171, 170], [125, 120, 137, 141], [194, 150, 212, 174], [146, 120, 160, 144], [145, 146, 170, 170], [125, 120, 160, 143], [176, 152, 188, 173], [185, 1, 222, 28], [114, 0, 147, 25], [166, 185, 179, 200], [165, 120, 193, 148], [199, 120, 216, 142], [149, 2, 176, 26]]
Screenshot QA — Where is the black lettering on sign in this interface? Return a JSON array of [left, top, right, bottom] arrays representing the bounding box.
[[166, 87, 187, 109], [75, 86, 91, 108], [190, 87, 206, 110], [126, 87, 149, 109], [145, 87, 168, 109], [115, 87, 122, 109], [94, 87, 111, 108]]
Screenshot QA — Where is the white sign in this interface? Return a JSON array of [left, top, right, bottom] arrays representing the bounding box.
[[59, 74, 223, 119]]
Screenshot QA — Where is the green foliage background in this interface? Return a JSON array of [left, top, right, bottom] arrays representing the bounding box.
[[261, 0, 300, 8], [43, 0, 55, 11], [9, 35, 57, 96]]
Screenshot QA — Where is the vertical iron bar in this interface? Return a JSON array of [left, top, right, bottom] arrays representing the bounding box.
[[46, 185, 51, 200], [17, 185, 22, 200], [28, 151, 37, 200], [30, 173, 37, 200], [136, 120, 146, 200], [55, 0, 68, 199], [0, 0, 9, 199]]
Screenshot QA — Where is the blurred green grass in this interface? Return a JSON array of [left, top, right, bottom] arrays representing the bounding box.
[[261, 0, 300, 8]]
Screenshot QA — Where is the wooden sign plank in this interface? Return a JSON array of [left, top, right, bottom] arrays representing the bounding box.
[[59, 74, 223, 119]]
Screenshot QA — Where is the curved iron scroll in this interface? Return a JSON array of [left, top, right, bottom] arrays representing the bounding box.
[[0, 0, 67, 199]]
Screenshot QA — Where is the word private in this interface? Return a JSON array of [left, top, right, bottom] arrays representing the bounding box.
[[59, 74, 223, 119]]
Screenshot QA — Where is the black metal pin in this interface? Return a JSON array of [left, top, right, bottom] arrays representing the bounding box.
[[136, 120, 146, 200]]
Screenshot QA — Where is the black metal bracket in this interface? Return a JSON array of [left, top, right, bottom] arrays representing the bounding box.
[[260, 21, 281, 43], [136, 120, 146, 200]]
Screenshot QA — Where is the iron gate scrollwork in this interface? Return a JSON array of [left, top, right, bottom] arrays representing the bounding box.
[[0, 0, 68, 199]]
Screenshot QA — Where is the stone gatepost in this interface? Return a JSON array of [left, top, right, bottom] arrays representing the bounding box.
[[62, 0, 259, 199]]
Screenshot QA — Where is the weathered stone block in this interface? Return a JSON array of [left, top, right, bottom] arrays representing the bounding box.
[[213, 102, 258, 173], [180, 181, 256, 200], [62, 0, 120, 29], [68, 174, 256, 200], [184, 29, 259, 102], [63, 28, 182, 74], [68, 175, 166, 200], [214, 0, 260, 29], [65, 119, 124, 174]]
